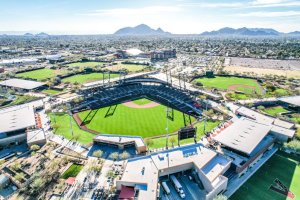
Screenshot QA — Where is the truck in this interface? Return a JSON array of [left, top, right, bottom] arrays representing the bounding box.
[[161, 181, 170, 195], [170, 175, 185, 198]]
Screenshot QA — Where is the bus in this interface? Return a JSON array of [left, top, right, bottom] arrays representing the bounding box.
[[162, 181, 170, 195], [170, 175, 185, 198]]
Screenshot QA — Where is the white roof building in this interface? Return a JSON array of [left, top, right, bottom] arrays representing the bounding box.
[[0, 78, 45, 90], [0, 105, 36, 133], [213, 118, 272, 155], [278, 96, 300, 107], [117, 144, 231, 200]]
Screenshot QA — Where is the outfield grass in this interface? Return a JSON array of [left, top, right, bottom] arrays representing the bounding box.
[[231, 151, 300, 200], [262, 106, 289, 116], [194, 76, 262, 94], [61, 73, 120, 84], [148, 120, 220, 149], [49, 113, 95, 144], [66, 61, 107, 68], [61, 164, 83, 179], [16, 68, 57, 81], [78, 102, 195, 138], [132, 98, 152, 105]]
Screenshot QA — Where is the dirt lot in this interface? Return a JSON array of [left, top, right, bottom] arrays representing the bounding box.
[[227, 57, 300, 71], [225, 66, 300, 79]]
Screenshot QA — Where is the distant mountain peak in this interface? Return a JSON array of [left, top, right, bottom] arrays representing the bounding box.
[[114, 24, 171, 35], [200, 27, 280, 36]]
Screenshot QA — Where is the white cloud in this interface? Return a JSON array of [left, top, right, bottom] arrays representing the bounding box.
[[250, 0, 300, 7], [83, 6, 181, 17], [236, 10, 300, 17], [179, 2, 243, 8]]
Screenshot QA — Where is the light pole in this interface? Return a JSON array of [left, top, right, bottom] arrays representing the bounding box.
[[68, 103, 74, 138], [166, 106, 169, 150]]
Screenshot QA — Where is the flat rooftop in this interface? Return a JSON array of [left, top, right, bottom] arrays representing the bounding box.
[[278, 95, 300, 107], [0, 105, 36, 133], [236, 107, 274, 125], [27, 129, 45, 144], [0, 78, 45, 90], [119, 143, 231, 200], [213, 117, 272, 155]]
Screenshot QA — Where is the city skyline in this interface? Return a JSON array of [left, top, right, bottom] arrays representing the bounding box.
[[0, 0, 300, 34]]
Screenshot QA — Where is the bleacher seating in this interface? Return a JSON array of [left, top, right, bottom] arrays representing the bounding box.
[[74, 82, 202, 117]]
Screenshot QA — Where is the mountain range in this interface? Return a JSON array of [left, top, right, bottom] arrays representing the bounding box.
[[114, 24, 170, 35], [200, 27, 300, 36]]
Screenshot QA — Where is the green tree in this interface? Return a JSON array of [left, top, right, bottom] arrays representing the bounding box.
[[14, 172, 25, 182], [93, 150, 103, 159], [213, 194, 228, 200], [119, 151, 130, 160], [109, 152, 119, 161], [144, 138, 154, 147], [170, 137, 177, 148], [30, 144, 40, 152]]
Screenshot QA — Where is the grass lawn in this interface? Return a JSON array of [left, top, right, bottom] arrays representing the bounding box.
[[66, 61, 107, 68], [49, 113, 95, 144], [261, 106, 289, 117], [61, 73, 120, 84], [266, 88, 291, 97], [78, 101, 195, 138], [231, 151, 300, 200], [1, 95, 39, 108], [290, 114, 300, 124], [16, 68, 58, 81], [132, 98, 152, 105], [42, 89, 63, 95], [194, 76, 262, 94], [148, 120, 220, 149], [61, 164, 83, 179]]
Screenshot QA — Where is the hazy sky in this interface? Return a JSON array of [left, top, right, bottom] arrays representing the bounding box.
[[0, 0, 300, 34]]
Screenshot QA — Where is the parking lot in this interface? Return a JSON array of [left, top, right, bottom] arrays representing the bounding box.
[[160, 173, 206, 200]]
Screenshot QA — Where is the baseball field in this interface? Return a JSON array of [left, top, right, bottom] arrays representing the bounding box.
[[66, 61, 107, 68], [193, 76, 262, 94], [61, 72, 120, 84], [76, 98, 195, 138]]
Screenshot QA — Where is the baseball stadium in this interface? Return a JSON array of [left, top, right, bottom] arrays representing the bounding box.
[[69, 72, 203, 149]]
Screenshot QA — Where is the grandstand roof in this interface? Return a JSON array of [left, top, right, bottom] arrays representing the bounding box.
[[213, 117, 272, 155], [83, 71, 154, 88], [0, 78, 45, 90], [0, 105, 36, 133], [94, 134, 145, 148], [278, 95, 300, 107]]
